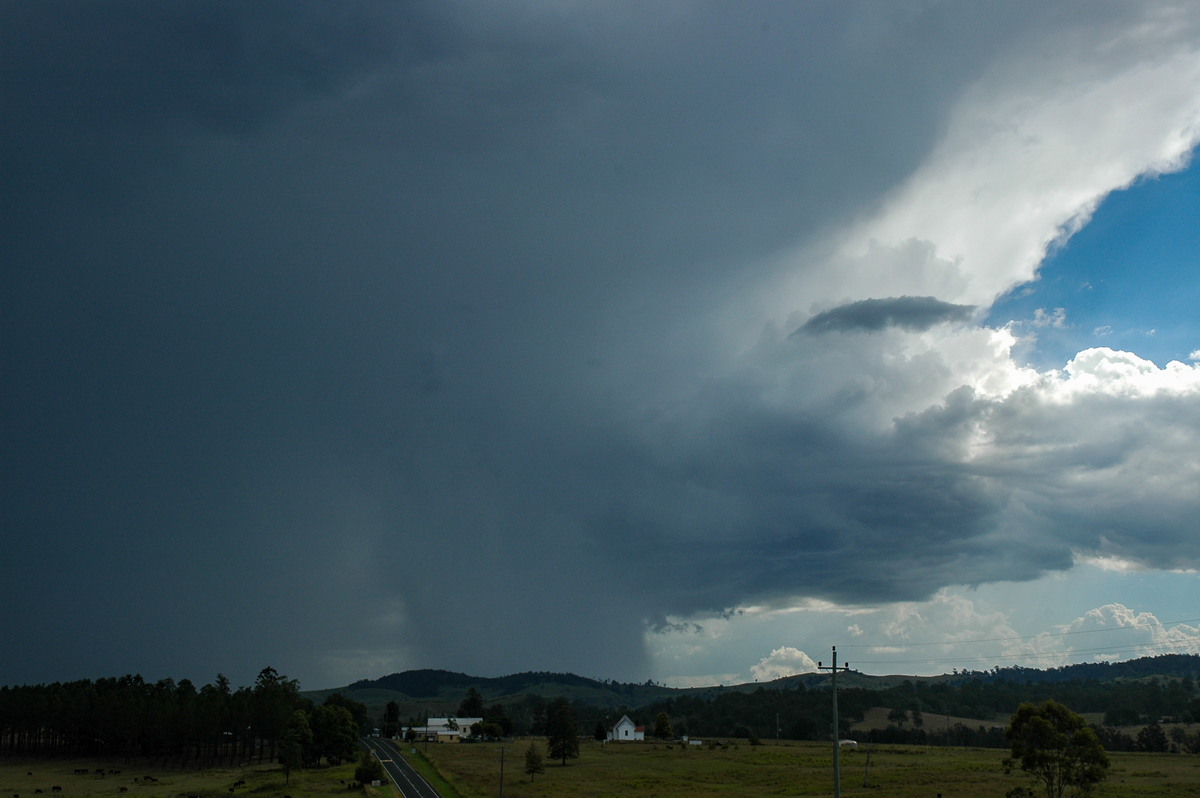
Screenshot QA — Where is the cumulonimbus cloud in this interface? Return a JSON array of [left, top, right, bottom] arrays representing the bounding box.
[[4, 0, 1200, 689]]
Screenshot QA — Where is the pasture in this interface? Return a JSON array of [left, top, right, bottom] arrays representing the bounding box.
[[416, 738, 1200, 798], [4, 742, 1198, 798], [0, 759, 382, 798]]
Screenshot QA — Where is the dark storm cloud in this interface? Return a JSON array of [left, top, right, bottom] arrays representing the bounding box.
[[4, 0, 1196, 689], [797, 296, 977, 334], [581, 381, 1056, 620]]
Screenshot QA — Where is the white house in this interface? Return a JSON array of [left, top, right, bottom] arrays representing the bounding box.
[[408, 716, 483, 743], [606, 715, 644, 742]]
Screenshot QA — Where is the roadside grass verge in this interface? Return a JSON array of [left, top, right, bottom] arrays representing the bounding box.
[[388, 747, 462, 798]]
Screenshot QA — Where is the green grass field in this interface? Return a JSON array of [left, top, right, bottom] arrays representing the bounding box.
[[4, 742, 1198, 798], [413, 738, 1200, 798], [0, 758, 387, 798]]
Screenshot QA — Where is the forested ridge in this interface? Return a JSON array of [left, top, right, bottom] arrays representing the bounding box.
[[946, 654, 1200, 685], [625, 667, 1200, 750]]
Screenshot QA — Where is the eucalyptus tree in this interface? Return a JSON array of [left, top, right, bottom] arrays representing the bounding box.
[[1004, 700, 1108, 798]]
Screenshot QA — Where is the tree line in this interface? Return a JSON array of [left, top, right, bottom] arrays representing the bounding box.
[[379, 670, 1199, 750], [6, 660, 1198, 763], [590, 673, 1200, 749], [0, 668, 369, 768]]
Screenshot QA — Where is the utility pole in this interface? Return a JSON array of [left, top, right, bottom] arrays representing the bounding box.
[[498, 746, 505, 798], [818, 646, 851, 798]]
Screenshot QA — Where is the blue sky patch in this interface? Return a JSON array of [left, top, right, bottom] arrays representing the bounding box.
[[990, 152, 1200, 368]]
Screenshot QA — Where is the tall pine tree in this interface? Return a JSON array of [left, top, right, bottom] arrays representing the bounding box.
[[544, 697, 579, 765]]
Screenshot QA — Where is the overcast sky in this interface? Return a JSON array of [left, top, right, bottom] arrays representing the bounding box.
[[4, 1, 1199, 691]]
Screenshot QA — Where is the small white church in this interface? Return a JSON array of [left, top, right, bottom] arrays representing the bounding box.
[[606, 714, 645, 742]]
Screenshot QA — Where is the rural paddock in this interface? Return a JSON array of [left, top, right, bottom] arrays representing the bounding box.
[[417, 737, 1200, 798], [2, 742, 1198, 798], [0, 759, 361, 798]]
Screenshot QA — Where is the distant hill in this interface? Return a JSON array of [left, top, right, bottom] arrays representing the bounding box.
[[351, 669, 613, 697], [330, 669, 679, 711], [301, 669, 677, 723], [304, 654, 1199, 726]]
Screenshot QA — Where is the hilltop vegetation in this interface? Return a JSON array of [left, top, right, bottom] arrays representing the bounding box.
[[319, 656, 1200, 739], [346, 669, 679, 709], [3, 655, 1197, 764]]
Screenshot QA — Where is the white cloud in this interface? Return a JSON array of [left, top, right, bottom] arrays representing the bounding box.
[[1003, 604, 1200, 666], [750, 647, 818, 681], [1074, 554, 1147, 574], [658, 591, 1200, 683], [1056, 346, 1200, 397], [840, 18, 1200, 309], [1033, 308, 1068, 328]]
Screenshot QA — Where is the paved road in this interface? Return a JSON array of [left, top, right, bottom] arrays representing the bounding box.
[[361, 737, 442, 798]]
